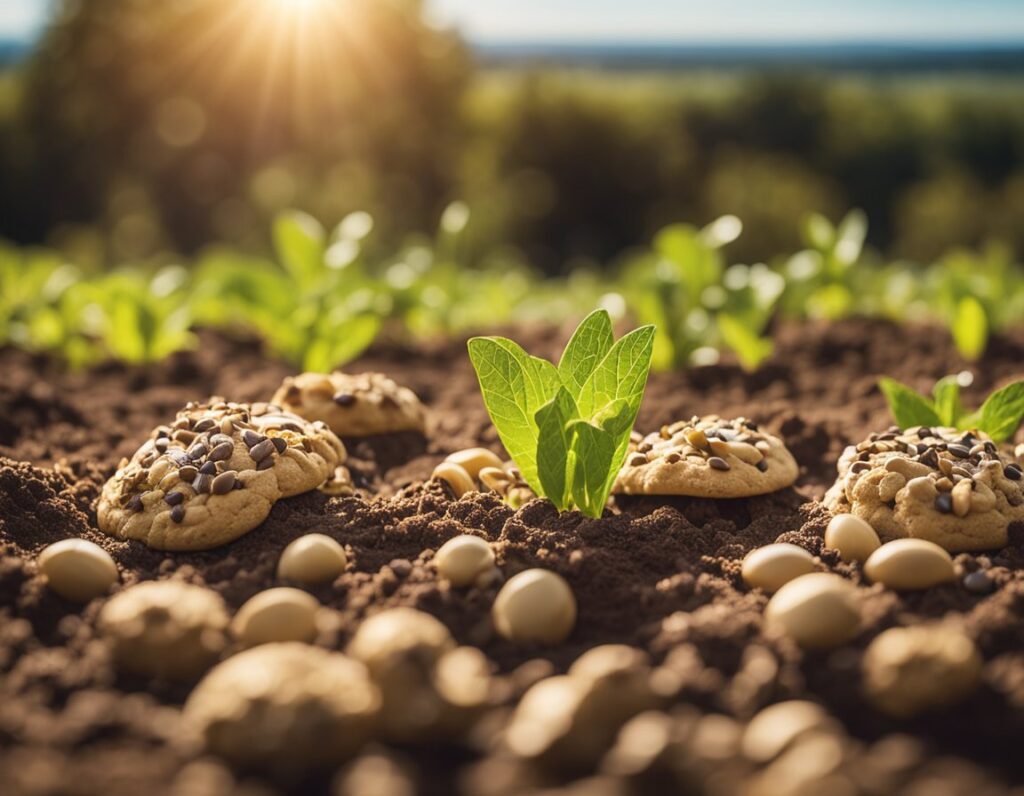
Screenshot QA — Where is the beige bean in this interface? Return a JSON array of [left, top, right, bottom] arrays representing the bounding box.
[[232, 587, 320, 647], [765, 573, 860, 649], [971, 482, 996, 513], [863, 625, 982, 718], [493, 569, 576, 645], [877, 471, 906, 502], [884, 456, 932, 480], [864, 539, 955, 591], [434, 535, 496, 587], [38, 539, 119, 603], [824, 514, 881, 563], [277, 534, 347, 584], [444, 448, 505, 481], [741, 700, 835, 762], [741, 544, 816, 593], [479, 466, 510, 491], [708, 438, 731, 458], [432, 462, 476, 498]]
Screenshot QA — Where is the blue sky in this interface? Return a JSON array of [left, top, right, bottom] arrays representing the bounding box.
[[3, 0, 1024, 43]]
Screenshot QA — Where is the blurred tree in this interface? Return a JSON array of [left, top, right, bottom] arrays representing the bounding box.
[[5, 0, 469, 258]]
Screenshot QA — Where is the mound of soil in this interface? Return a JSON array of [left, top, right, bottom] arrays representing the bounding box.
[[2, 318, 1024, 796]]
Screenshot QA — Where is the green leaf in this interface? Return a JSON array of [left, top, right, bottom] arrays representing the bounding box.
[[932, 375, 963, 427], [803, 213, 834, 251], [718, 313, 773, 372], [468, 336, 559, 493], [558, 309, 614, 398], [878, 377, 941, 430], [304, 313, 381, 372], [568, 420, 618, 518], [978, 380, 1024, 442], [952, 296, 988, 361], [535, 387, 579, 510], [273, 210, 325, 288]]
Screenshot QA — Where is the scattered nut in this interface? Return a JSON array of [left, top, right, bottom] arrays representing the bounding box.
[[431, 462, 476, 498], [184, 642, 380, 772], [98, 580, 229, 680], [493, 568, 577, 645], [347, 608, 468, 741], [741, 701, 836, 762], [741, 544, 817, 593], [433, 534, 496, 587], [444, 448, 505, 481], [277, 533, 348, 584], [231, 587, 321, 647], [37, 538, 118, 603], [824, 513, 881, 562], [765, 573, 860, 649], [863, 624, 982, 718], [864, 539, 955, 591]]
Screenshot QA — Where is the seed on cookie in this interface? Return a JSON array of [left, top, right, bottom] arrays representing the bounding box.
[[613, 415, 798, 498], [271, 371, 427, 437]]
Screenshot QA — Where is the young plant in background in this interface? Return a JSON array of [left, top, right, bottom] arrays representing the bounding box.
[[192, 210, 382, 372], [880, 373, 1024, 442], [715, 263, 785, 371], [623, 215, 742, 369], [469, 309, 654, 518]]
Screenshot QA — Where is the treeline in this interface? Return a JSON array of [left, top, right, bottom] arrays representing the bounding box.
[[0, 0, 1022, 272]]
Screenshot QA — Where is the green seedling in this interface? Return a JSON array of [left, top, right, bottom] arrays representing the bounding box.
[[880, 374, 1024, 442], [469, 309, 655, 518], [192, 210, 382, 372]]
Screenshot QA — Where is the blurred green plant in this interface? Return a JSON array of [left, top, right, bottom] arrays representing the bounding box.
[[192, 210, 383, 372]]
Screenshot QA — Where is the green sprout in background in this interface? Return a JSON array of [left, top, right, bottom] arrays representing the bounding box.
[[469, 309, 655, 518], [880, 373, 1024, 442]]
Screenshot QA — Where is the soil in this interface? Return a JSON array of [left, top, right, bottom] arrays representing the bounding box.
[[2, 318, 1024, 796]]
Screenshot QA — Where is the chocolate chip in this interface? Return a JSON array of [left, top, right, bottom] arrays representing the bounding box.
[[918, 448, 939, 468], [170, 504, 185, 523], [272, 437, 288, 454], [126, 495, 144, 512], [756, 460, 769, 472], [193, 474, 213, 494], [627, 453, 647, 467], [198, 461, 216, 475], [163, 491, 184, 506], [193, 418, 216, 433], [664, 452, 681, 464], [187, 443, 208, 461], [333, 392, 356, 407], [708, 457, 731, 471], [1004, 464, 1022, 481], [242, 430, 264, 448], [249, 439, 276, 463], [935, 493, 953, 514], [211, 471, 236, 495], [256, 457, 275, 471]]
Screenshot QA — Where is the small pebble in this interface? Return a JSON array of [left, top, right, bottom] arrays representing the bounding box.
[[864, 539, 955, 591], [493, 569, 576, 645], [963, 570, 994, 594], [231, 587, 320, 647], [764, 573, 860, 649], [277, 534, 348, 584], [38, 539, 119, 603], [824, 513, 881, 562], [434, 535, 496, 587], [741, 544, 816, 593]]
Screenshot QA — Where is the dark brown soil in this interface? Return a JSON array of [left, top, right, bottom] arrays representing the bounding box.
[[2, 319, 1024, 796]]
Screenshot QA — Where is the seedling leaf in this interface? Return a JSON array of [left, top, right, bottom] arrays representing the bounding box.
[[718, 313, 773, 372], [952, 296, 988, 361], [879, 377, 941, 429], [535, 387, 579, 510], [978, 380, 1024, 443], [558, 309, 614, 398], [932, 375, 963, 428], [273, 211, 325, 288]]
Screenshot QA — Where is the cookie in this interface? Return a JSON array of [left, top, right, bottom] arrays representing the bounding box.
[[271, 371, 426, 437], [824, 426, 1024, 552], [97, 399, 345, 551], [613, 416, 798, 497]]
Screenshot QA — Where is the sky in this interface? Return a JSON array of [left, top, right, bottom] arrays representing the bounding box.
[[3, 0, 1024, 43]]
